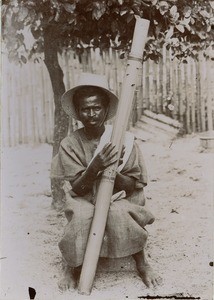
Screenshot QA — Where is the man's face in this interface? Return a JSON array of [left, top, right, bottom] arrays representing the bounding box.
[[77, 95, 108, 128]]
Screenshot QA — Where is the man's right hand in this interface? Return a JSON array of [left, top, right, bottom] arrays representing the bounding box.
[[72, 143, 125, 196], [91, 142, 119, 172]]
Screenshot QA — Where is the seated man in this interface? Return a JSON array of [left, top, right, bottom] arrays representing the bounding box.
[[51, 73, 160, 291]]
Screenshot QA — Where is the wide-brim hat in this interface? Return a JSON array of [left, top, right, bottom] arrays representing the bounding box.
[[61, 73, 118, 120]]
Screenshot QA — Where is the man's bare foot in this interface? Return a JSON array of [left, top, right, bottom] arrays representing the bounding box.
[[132, 250, 161, 288], [136, 262, 161, 288], [58, 265, 77, 291]]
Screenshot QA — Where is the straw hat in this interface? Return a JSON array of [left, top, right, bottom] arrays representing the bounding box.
[[61, 73, 118, 120]]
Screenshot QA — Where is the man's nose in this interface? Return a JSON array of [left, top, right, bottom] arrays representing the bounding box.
[[88, 109, 95, 116]]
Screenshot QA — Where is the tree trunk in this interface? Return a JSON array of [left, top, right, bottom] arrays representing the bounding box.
[[43, 25, 70, 209]]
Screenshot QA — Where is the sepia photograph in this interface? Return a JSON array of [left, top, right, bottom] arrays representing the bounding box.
[[1, 1, 214, 299]]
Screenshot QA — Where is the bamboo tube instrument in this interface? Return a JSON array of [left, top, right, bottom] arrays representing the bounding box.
[[78, 17, 150, 295]]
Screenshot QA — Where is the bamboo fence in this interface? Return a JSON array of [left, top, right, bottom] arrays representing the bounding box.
[[1, 47, 214, 146]]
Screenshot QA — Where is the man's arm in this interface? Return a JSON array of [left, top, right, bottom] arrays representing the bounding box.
[[72, 142, 118, 196], [114, 172, 135, 196], [71, 164, 99, 196], [71, 143, 136, 196]]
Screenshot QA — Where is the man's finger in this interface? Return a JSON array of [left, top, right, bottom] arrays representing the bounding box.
[[102, 143, 115, 155], [105, 145, 117, 157], [105, 156, 118, 167], [118, 158, 123, 166]]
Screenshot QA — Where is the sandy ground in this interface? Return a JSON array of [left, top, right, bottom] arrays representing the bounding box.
[[0, 130, 213, 300]]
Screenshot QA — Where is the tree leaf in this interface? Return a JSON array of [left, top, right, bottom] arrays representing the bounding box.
[[21, 55, 27, 64], [197, 31, 207, 39], [1, 5, 8, 17], [54, 10, 60, 22], [207, 25, 211, 32], [111, 20, 118, 33], [184, 24, 191, 31], [151, 0, 158, 5], [92, 8, 102, 20], [155, 24, 162, 36], [190, 17, 195, 24], [120, 9, 128, 16], [165, 25, 174, 40], [184, 6, 191, 18], [169, 11, 179, 23], [63, 3, 76, 13], [159, 1, 169, 15], [92, 2, 106, 20], [200, 10, 210, 19], [119, 52, 125, 59], [13, 6, 19, 13], [18, 6, 29, 22], [126, 13, 134, 23], [6, 37, 17, 50], [171, 37, 179, 47], [181, 17, 190, 25], [170, 5, 177, 16], [176, 24, 185, 33]]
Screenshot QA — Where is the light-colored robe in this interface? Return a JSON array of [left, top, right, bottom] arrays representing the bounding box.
[[51, 126, 155, 267]]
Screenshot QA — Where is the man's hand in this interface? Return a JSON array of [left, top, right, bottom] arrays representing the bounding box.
[[91, 142, 119, 172], [72, 144, 126, 196]]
